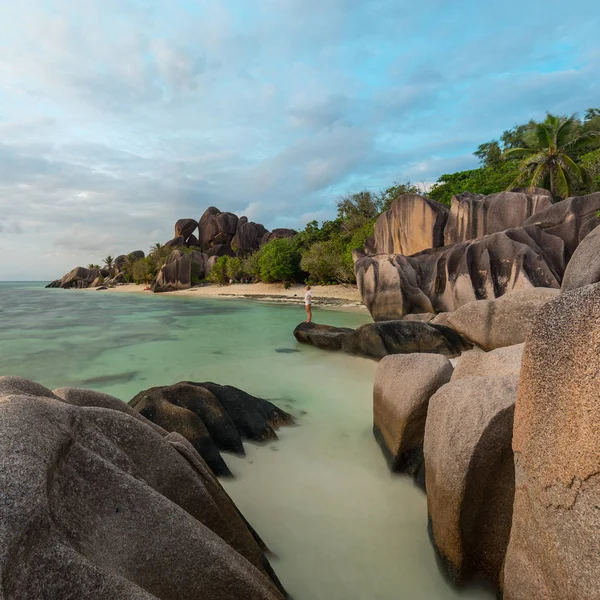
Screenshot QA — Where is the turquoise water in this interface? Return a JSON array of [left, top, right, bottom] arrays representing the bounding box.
[[0, 282, 490, 600]]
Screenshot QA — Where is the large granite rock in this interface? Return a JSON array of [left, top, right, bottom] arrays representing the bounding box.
[[452, 343, 524, 380], [150, 250, 208, 293], [129, 381, 294, 477], [129, 250, 145, 261], [561, 224, 600, 292], [424, 374, 518, 587], [198, 207, 239, 250], [59, 266, 100, 289], [0, 376, 286, 600], [232, 222, 269, 255], [355, 227, 562, 319], [373, 193, 448, 255], [164, 236, 185, 249], [444, 190, 552, 245], [433, 288, 559, 351], [373, 353, 452, 484], [261, 228, 297, 245], [175, 218, 199, 242], [294, 321, 471, 359], [503, 283, 600, 600]]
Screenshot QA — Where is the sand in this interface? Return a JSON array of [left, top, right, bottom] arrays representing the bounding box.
[[89, 282, 367, 310]]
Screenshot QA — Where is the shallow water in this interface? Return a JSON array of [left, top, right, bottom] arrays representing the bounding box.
[[0, 282, 491, 600]]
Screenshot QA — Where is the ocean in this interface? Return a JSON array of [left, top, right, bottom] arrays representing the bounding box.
[[0, 282, 490, 599]]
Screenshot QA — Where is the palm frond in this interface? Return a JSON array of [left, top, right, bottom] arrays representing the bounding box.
[[555, 116, 577, 148], [503, 147, 534, 159], [554, 164, 570, 199], [530, 162, 548, 188], [559, 153, 583, 179], [535, 123, 553, 150]]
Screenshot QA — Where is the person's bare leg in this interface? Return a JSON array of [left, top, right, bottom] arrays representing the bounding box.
[[306, 305, 312, 323]]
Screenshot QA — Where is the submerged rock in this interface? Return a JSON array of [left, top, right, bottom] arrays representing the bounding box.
[[0, 376, 286, 600], [503, 282, 600, 600], [129, 381, 295, 477]]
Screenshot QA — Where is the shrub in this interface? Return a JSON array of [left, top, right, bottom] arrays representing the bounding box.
[[241, 251, 261, 281], [208, 256, 230, 285], [132, 259, 150, 284], [300, 235, 354, 284], [226, 257, 244, 281], [257, 238, 301, 283]]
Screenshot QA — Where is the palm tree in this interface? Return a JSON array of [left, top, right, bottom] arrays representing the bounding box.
[[504, 114, 599, 200], [103, 255, 114, 269]]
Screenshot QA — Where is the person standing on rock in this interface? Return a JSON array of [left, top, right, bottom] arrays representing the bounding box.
[[304, 285, 313, 323]]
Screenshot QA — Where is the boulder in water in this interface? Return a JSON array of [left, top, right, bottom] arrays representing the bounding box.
[[424, 374, 517, 587], [373, 353, 452, 483], [0, 376, 287, 600]]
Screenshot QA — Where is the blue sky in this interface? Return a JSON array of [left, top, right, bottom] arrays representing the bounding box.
[[0, 0, 599, 279]]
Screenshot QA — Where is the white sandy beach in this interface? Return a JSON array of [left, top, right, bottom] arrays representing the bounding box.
[[88, 282, 367, 310]]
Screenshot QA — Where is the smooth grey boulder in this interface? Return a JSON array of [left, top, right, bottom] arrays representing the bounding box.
[[425, 374, 518, 587], [504, 282, 600, 600], [293, 322, 354, 351], [261, 229, 297, 245], [0, 376, 286, 600], [561, 224, 600, 292], [434, 288, 559, 351], [373, 354, 452, 483], [452, 343, 524, 380], [232, 222, 269, 255], [175, 218, 199, 241], [59, 266, 99, 289]]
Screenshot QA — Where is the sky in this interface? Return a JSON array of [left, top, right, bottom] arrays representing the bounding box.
[[0, 0, 599, 280]]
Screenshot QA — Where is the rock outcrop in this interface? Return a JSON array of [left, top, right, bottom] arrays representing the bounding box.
[[373, 353, 452, 484], [150, 250, 208, 293], [198, 208, 240, 250], [52, 266, 100, 289], [232, 222, 269, 255], [294, 321, 471, 359], [560, 224, 600, 292], [355, 227, 562, 320], [373, 193, 448, 255], [175, 218, 199, 243], [355, 191, 600, 321], [444, 190, 552, 245], [432, 288, 559, 350], [261, 228, 298, 245], [129, 381, 294, 477], [424, 374, 517, 587], [503, 283, 600, 600], [0, 376, 286, 599]]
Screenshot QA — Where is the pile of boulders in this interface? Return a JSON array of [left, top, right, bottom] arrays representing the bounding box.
[[355, 190, 600, 319], [0, 376, 289, 599], [371, 282, 600, 598]]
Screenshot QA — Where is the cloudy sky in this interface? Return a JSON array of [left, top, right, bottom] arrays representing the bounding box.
[[1, 0, 599, 280]]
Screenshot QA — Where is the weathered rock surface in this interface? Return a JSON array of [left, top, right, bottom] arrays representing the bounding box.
[[58, 266, 100, 289], [175, 218, 199, 242], [0, 376, 286, 600], [444, 191, 552, 245], [164, 236, 185, 249], [129, 250, 145, 261], [424, 374, 517, 587], [355, 227, 562, 320], [232, 222, 269, 255], [373, 354, 452, 483], [434, 288, 559, 350], [503, 283, 600, 600], [561, 224, 600, 292], [129, 381, 294, 477], [198, 208, 240, 250], [207, 244, 236, 258], [293, 322, 355, 351], [150, 250, 208, 293], [294, 321, 471, 359], [452, 343, 524, 380], [373, 193, 448, 255], [523, 191, 600, 258]]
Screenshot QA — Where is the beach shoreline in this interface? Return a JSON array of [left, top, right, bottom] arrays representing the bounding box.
[[82, 282, 368, 312]]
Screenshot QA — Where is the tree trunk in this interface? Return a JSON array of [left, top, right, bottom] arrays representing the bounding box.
[[549, 168, 555, 198]]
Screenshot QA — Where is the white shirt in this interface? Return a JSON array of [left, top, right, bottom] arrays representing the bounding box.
[[304, 290, 313, 305]]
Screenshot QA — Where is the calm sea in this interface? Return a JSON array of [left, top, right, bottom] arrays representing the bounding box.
[[0, 282, 490, 600]]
